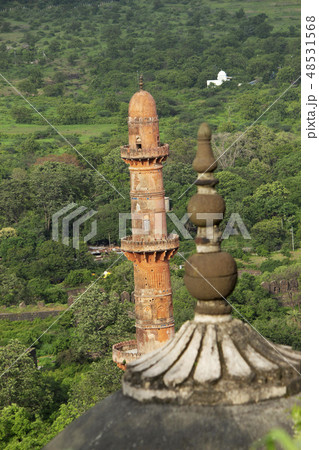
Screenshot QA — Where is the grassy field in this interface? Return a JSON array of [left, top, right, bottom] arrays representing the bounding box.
[[236, 248, 301, 268], [0, 303, 67, 314], [1, 123, 116, 138]]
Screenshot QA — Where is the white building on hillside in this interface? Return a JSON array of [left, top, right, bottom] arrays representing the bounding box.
[[207, 70, 231, 87]]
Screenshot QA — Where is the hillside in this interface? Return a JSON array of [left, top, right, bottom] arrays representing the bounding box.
[[0, 1, 301, 448]]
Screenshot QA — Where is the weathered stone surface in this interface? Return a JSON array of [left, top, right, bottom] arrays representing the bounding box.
[[184, 252, 237, 300], [19, 301, 26, 308], [113, 79, 179, 367], [290, 279, 299, 290], [261, 279, 301, 307], [280, 279, 289, 292], [262, 279, 300, 296], [188, 193, 225, 226], [261, 281, 270, 291], [112, 340, 139, 368], [45, 390, 300, 450], [192, 122, 217, 173], [123, 318, 300, 406], [270, 280, 279, 294]]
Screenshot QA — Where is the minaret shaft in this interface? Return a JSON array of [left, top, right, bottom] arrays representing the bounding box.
[[113, 82, 178, 367], [129, 164, 167, 241]]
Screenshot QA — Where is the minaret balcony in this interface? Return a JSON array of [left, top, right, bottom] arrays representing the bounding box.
[[121, 234, 179, 253], [121, 144, 169, 161], [112, 340, 139, 369]]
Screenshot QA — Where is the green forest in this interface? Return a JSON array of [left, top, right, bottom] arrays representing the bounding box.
[[0, 0, 300, 448]]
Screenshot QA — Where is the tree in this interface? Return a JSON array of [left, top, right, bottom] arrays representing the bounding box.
[[251, 217, 286, 251], [0, 404, 46, 449], [276, 66, 299, 84], [72, 286, 135, 357], [238, 94, 261, 120], [216, 171, 252, 203], [102, 260, 134, 294], [43, 83, 64, 97], [168, 137, 196, 165], [0, 265, 27, 306], [29, 162, 93, 231], [243, 181, 291, 224], [286, 307, 301, 328], [10, 106, 35, 124], [57, 102, 91, 125], [66, 356, 122, 416], [48, 39, 61, 55], [28, 68, 43, 88], [18, 79, 38, 95], [19, 136, 40, 155], [92, 199, 128, 245], [171, 275, 196, 330], [30, 240, 76, 283], [247, 55, 276, 79], [0, 228, 17, 240], [0, 178, 31, 225], [234, 8, 245, 19], [0, 21, 11, 32], [63, 269, 93, 287], [102, 95, 120, 113], [0, 340, 53, 417]]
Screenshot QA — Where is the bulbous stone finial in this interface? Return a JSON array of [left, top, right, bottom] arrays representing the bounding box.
[[122, 123, 300, 406], [193, 122, 216, 173], [186, 122, 235, 317], [197, 122, 212, 140]]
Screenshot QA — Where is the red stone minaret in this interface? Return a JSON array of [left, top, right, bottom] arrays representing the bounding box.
[[112, 76, 179, 367]]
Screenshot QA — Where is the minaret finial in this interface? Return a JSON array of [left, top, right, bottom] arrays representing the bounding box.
[[139, 74, 144, 90], [185, 122, 235, 317], [123, 122, 300, 405]]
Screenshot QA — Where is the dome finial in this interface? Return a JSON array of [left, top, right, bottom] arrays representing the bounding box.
[[193, 122, 217, 173], [122, 122, 300, 406], [139, 74, 144, 90]]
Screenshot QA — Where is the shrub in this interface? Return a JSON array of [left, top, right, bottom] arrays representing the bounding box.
[[260, 258, 285, 273], [229, 248, 244, 259], [11, 106, 35, 124], [63, 269, 93, 287], [44, 287, 68, 304], [256, 246, 270, 257], [27, 278, 51, 300]]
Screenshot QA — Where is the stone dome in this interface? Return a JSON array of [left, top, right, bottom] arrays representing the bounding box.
[[128, 90, 158, 119]]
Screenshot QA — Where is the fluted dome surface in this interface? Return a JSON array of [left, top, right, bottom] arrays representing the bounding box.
[[128, 90, 157, 118]]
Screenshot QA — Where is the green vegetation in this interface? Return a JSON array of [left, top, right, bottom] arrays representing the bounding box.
[[252, 403, 301, 449], [0, 0, 300, 447]]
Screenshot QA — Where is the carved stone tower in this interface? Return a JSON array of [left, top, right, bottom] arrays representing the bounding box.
[[112, 77, 179, 368]]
